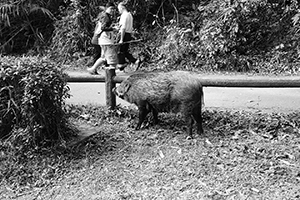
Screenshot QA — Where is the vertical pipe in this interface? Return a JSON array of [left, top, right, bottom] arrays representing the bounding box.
[[105, 68, 116, 109]]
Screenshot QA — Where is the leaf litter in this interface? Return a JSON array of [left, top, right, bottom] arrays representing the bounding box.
[[0, 104, 300, 199]]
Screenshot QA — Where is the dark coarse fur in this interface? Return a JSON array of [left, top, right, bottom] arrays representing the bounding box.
[[113, 71, 204, 137]]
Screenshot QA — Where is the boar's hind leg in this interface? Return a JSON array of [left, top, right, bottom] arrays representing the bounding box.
[[182, 107, 196, 137], [152, 108, 159, 124], [187, 117, 194, 137], [192, 105, 203, 135]]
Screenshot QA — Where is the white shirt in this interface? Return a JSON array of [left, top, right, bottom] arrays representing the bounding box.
[[98, 31, 115, 45], [119, 10, 133, 33]]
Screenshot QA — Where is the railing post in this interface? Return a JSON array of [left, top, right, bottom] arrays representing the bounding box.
[[105, 67, 116, 109]]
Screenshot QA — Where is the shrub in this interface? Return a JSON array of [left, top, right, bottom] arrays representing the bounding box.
[[153, 0, 300, 72], [0, 0, 57, 54], [0, 56, 71, 145], [49, 9, 89, 64]]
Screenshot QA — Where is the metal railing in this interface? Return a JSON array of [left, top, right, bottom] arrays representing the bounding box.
[[66, 69, 300, 109]]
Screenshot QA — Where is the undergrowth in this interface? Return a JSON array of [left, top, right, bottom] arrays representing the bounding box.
[[0, 55, 72, 145]]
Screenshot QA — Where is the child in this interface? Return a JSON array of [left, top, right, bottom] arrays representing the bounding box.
[[87, 3, 118, 74]]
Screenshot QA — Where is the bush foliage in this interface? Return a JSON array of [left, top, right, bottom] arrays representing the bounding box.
[[1, 0, 300, 72], [0, 56, 71, 145], [154, 0, 300, 72], [0, 0, 60, 54]]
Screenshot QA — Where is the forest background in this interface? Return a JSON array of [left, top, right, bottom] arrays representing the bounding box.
[[1, 0, 300, 74]]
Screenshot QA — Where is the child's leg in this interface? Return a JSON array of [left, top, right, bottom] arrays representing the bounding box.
[[87, 57, 106, 74]]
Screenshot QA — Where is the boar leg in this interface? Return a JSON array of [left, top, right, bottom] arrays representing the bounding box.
[[152, 108, 159, 124], [192, 106, 203, 135], [136, 102, 150, 130], [188, 117, 194, 137], [181, 106, 195, 137]]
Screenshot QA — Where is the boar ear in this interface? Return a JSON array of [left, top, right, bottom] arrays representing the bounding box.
[[124, 83, 131, 93]]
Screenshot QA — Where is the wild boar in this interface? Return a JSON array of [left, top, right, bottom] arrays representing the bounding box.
[[113, 71, 204, 137]]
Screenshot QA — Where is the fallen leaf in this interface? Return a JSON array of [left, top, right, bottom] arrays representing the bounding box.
[[158, 150, 165, 158], [177, 148, 182, 154], [205, 139, 213, 147], [251, 187, 260, 193], [279, 159, 293, 166]]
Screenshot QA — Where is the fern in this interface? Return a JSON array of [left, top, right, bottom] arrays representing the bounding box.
[[0, 0, 54, 53]]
